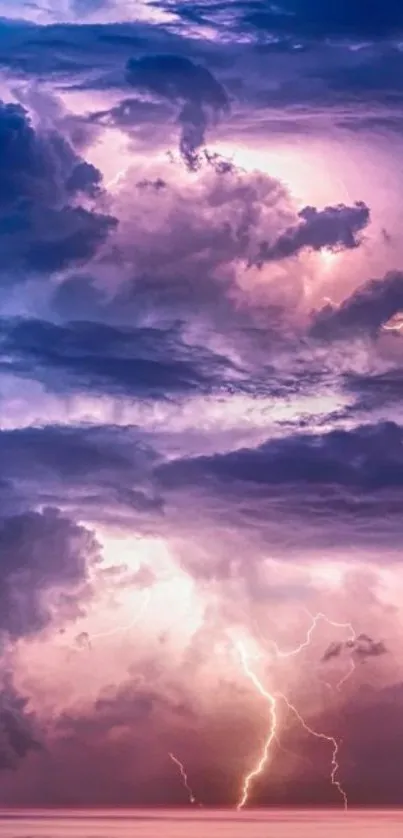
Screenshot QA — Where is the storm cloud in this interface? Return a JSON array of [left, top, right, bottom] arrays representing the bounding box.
[[311, 271, 403, 339], [0, 678, 42, 771], [0, 100, 115, 280], [254, 202, 370, 265], [0, 317, 239, 399], [156, 422, 403, 552], [0, 508, 100, 640]]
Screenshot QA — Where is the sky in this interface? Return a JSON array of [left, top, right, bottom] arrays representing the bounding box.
[[0, 0, 403, 810]]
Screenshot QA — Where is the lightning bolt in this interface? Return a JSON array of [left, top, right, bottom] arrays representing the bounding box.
[[236, 642, 348, 810], [261, 609, 357, 691], [169, 752, 198, 805], [335, 658, 356, 692], [106, 168, 128, 191], [76, 590, 151, 648], [270, 610, 356, 660], [278, 693, 348, 810], [383, 319, 403, 333], [236, 642, 278, 811]]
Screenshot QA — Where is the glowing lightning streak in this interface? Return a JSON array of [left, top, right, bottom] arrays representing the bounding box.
[[106, 168, 128, 191], [383, 320, 403, 333], [335, 658, 356, 692], [169, 752, 197, 805], [93, 590, 151, 640], [265, 610, 357, 691], [277, 693, 348, 810], [76, 590, 151, 649], [236, 642, 348, 810], [270, 610, 356, 660], [236, 642, 278, 811]]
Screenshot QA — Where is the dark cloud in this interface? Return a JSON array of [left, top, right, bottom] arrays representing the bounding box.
[[317, 46, 403, 106], [0, 317, 239, 399], [0, 15, 401, 129], [51, 273, 106, 319], [0, 100, 115, 280], [321, 641, 343, 663], [0, 424, 153, 482], [346, 369, 403, 412], [146, 3, 403, 125], [156, 422, 403, 552], [0, 20, 162, 80], [336, 113, 403, 134], [126, 55, 229, 168], [254, 202, 370, 266], [178, 0, 403, 41], [353, 634, 388, 659], [322, 635, 388, 663], [312, 271, 403, 340], [136, 178, 167, 191], [91, 98, 170, 129], [158, 421, 403, 493], [0, 423, 161, 522], [0, 678, 41, 771], [0, 508, 99, 640]]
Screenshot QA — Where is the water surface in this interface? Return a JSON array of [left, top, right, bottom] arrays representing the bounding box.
[[0, 809, 402, 837]]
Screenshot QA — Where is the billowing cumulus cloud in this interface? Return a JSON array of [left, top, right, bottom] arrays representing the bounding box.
[[0, 0, 402, 812], [44, 157, 369, 344], [0, 508, 100, 640], [0, 101, 115, 280]]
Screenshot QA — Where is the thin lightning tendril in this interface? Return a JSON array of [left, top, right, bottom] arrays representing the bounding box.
[[236, 641, 348, 811], [169, 752, 197, 805], [277, 693, 348, 810], [106, 168, 128, 191], [76, 590, 151, 649], [267, 610, 357, 691], [91, 589, 151, 641], [383, 321, 403, 333], [271, 610, 356, 660], [335, 658, 356, 692]]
